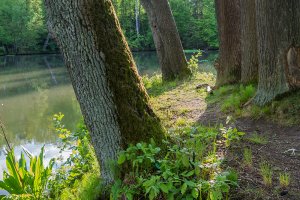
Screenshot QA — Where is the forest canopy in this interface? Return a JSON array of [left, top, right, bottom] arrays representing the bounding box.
[[0, 0, 217, 55]]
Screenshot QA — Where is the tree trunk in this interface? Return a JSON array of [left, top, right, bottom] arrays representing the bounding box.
[[42, 33, 51, 51], [254, 0, 300, 105], [240, 0, 258, 84], [214, 0, 241, 87], [44, 0, 165, 185], [140, 0, 191, 80], [135, 0, 140, 36]]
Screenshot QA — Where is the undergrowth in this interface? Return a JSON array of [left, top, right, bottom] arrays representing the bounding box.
[[207, 85, 300, 125], [112, 125, 240, 200]]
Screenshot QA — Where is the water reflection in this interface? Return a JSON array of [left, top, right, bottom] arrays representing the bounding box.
[[0, 51, 217, 179]]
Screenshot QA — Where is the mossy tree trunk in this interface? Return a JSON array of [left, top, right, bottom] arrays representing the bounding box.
[[44, 0, 165, 185], [254, 0, 300, 106], [214, 0, 241, 87], [240, 0, 258, 84], [140, 0, 191, 81]]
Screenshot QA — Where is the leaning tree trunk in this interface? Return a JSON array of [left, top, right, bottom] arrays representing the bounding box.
[[240, 0, 258, 84], [44, 0, 165, 185], [140, 0, 191, 80], [214, 0, 241, 87], [254, 0, 300, 105]]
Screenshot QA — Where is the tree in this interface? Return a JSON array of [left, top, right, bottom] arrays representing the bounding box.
[[214, 0, 241, 87], [240, 0, 258, 84], [44, 0, 165, 185], [254, 0, 300, 105], [0, 0, 46, 54], [140, 0, 191, 80]]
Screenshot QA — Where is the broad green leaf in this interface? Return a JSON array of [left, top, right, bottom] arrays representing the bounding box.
[[5, 151, 22, 189], [126, 193, 133, 200], [181, 155, 190, 168], [192, 188, 199, 198], [117, 154, 126, 165], [159, 183, 169, 193], [181, 183, 187, 195]]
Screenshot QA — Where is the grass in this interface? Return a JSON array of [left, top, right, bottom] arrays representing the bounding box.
[[279, 172, 291, 188], [59, 169, 102, 200], [259, 162, 273, 186], [207, 85, 300, 126], [246, 132, 268, 145], [243, 148, 253, 167], [145, 72, 215, 128]]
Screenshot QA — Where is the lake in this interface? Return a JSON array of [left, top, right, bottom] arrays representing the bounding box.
[[0, 51, 217, 180]]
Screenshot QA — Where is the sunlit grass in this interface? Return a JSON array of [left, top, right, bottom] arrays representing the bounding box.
[[259, 162, 273, 187]]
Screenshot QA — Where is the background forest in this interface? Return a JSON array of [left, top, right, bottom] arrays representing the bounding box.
[[0, 0, 300, 199], [0, 0, 217, 55]]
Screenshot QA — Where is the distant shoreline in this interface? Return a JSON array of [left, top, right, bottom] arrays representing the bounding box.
[[0, 48, 219, 57]]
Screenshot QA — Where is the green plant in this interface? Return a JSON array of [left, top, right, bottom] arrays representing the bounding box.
[[246, 132, 268, 145], [221, 85, 256, 113], [48, 113, 96, 199], [279, 172, 290, 188], [220, 124, 245, 147], [142, 74, 178, 97], [111, 126, 238, 200], [188, 51, 202, 74], [259, 162, 273, 186], [0, 147, 54, 199], [243, 148, 252, 167]]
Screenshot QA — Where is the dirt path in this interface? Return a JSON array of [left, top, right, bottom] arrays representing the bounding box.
[[198, 103, 300, 199], [151, 77, 300, 199]]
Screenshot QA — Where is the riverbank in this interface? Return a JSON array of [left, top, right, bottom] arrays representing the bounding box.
[[60, 71, 299, 199], [0, 48, 219, 57], [146, 73, 300, 199]]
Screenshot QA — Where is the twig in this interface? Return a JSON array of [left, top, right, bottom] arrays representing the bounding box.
[[0, 119, 12, 152], [284, 148, 298, 156]]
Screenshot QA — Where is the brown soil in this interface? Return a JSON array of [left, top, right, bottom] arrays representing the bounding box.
[[198, 105, 300, 200], [152, 79, 300, 200]]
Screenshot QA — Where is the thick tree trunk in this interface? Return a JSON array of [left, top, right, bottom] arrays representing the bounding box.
[[240, 0, 258, 84], [214, 0, 241, 87], [140, 0, 191, 80], [44, 0, 165, 185], [254, 0, 300, 105]]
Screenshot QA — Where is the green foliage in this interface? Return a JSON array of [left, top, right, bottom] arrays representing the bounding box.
[[246, 132, 268, 145], [188, 51, 202, 74], [142, 74, 179, 96], [243, 148, 253, 167], [111, 126, 238, 200], [48, 113, 97, 199], [279, 172, 290, 188], [0, 147, 54, 199], [220, 117, 245, 147], [112, 0, 218, 50], [221, 85, 256, 113], [59, 171, 101, 200], [0, 0, 46, 54], [170, 0, 218, 48], [259, 162, 273, 187]]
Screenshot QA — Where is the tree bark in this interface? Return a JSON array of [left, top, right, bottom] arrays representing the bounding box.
[[214, 0, 241, 87], [240, 0, 258, 84], [44, 0, 165, 185], [140, 0, 191, 80], [254, 0, 300, 105]]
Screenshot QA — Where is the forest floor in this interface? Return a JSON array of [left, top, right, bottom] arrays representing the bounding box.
[[146, 73, 300, 200]]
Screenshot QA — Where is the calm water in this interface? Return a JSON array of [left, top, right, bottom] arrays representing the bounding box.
[[0, 51, 217, 179]]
